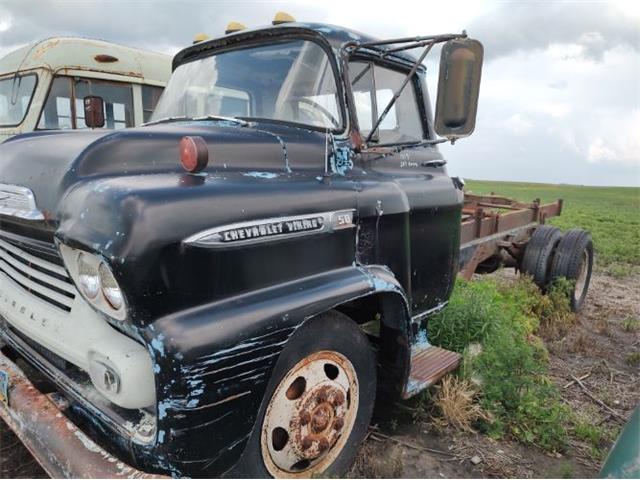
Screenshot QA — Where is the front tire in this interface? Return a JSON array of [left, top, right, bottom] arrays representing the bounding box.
[[235, 311, 376, 478]]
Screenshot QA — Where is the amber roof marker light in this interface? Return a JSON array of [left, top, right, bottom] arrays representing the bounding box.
[[225, 21, 247, 34], [272, 12, 295, 25], [180, 136, 209, 173]]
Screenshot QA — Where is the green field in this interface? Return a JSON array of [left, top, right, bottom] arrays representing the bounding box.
[[465, 180, 640, 271]]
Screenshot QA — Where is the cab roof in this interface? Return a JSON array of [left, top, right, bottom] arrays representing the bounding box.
[[174, 22, 421, 70], [0, 37, 171, 84]]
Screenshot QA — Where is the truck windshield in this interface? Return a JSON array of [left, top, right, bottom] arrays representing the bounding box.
[[0, 74, 37, 127], [152, 40, 343, 131]]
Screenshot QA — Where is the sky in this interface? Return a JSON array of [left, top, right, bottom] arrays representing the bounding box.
[[0, 0, 639, 186]]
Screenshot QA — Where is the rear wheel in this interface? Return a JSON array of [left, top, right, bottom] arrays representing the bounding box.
[[237, 311, 376, 478], [549, 229, 593, 312], [520, 225, 562, 288]]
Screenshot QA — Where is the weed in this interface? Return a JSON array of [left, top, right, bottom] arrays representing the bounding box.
[[433, 375, 489, 432], [595, 317, 610, 335], [625, 351, 640, 366], [573, 421, 603, 446], [571, 333, 594, 354], [603, 262, 638, 278], [547, 462, 574, 479], [533, 279, 575, 339], [621, 317, 640, 332], [388, 419, 398, 432], [429, 277, 571, 451]]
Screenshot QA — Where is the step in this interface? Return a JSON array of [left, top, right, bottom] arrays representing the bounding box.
[[402, 345, 461, 399]]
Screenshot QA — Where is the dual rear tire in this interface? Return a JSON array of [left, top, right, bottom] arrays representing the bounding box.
[[521, 226, 593, 312]]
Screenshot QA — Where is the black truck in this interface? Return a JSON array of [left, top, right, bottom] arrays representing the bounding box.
[[0, 17, 593, 479]]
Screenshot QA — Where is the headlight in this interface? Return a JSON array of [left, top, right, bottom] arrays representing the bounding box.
[[78, 253, 100, 299], [59, 244, 127, 320], [99, 262, 123, 310]]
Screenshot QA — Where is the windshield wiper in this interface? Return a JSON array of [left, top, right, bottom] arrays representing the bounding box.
[[192, 115, 248, 126], [143, 115, 191, 126], [144, 115, 248, 127]]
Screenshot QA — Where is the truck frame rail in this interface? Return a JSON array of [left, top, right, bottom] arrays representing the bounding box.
[[459, 193, 563, 279]]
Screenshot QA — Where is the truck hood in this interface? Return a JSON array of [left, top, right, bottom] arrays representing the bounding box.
[[0, 121, 329, 218]]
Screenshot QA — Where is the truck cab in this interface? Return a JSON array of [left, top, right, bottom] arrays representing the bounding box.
[[0, 20, 483, 478], [0, 37, 171, 143]]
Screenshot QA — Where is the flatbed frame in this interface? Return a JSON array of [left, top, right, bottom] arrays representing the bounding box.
[[458, 192, 563, 279]]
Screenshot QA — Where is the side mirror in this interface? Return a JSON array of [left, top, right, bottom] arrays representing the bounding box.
[[83, 96, 105, 128], [434, 38, 483, 140]]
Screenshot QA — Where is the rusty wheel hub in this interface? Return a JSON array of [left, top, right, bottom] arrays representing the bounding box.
[[261, 351, 359, 477]]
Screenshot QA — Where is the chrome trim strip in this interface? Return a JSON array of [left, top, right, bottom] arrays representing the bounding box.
[[184, 209, 356, 248], [0, 184, 44, 221], [411, 301, 449, 323]]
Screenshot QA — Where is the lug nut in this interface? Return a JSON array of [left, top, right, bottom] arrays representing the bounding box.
[[333, 417, 344, 431], [300, 411, 311, 426], [301, 437, 313, 450], [317, 391, 327, 403], [332, 392, 344, 406], [318, 437, 329, 452]]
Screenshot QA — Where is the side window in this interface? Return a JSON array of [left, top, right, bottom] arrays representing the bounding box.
[[38, 77, 74, 129], [348, 61, 424, 144], [75, 78, 133, 129], [349, 62, 375, 132], [38, 76, 134, 130], [142, 85, 164, 123]]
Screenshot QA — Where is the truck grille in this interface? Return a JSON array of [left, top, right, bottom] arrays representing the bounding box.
[[0, 231, 76, 312]]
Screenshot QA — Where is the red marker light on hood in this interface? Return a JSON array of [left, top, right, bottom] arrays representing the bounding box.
[[180, 136, 209, 173]]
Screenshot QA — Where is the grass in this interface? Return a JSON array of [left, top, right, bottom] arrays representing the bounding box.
[[621, 316, 640, 332], [465, 180, 640, 270], [626, 351, 640, 367], [429, 276, 578, 452]]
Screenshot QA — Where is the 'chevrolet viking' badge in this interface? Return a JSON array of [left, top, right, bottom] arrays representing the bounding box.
[[220, 217, 324, 242], [184, 210, 355, 247]]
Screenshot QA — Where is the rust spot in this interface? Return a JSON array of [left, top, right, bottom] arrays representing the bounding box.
[[94, 54, 119, 63], [301, 436, 313, 450], [333, 417, 344, 431]]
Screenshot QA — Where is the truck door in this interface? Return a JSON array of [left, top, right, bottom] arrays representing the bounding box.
[[349, 61, 462, 316]]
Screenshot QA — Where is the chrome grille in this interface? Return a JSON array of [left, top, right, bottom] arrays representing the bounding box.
[[0, 184, 44, 220], [0, 231, 75, 312]]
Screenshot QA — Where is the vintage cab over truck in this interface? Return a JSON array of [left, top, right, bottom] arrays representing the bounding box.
[[0, 16, 593, 478], [0, 37, 171, 144]]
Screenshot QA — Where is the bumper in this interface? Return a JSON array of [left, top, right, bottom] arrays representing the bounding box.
[[0, 350, 167, 479]]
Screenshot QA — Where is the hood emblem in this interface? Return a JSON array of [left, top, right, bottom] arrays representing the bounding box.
[[0, 184, 44, 221], [184, 210, 355, 247]]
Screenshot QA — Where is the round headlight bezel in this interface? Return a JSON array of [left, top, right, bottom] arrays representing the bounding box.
[[59, 244, 127, 321], [77, 253, 100, 300], [99, 261, 124, 311]]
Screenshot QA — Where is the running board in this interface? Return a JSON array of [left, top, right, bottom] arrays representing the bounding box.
[[402, 345, 461, 399]]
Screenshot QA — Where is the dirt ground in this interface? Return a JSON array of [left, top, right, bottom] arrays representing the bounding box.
[[1, 270, 638, 479]]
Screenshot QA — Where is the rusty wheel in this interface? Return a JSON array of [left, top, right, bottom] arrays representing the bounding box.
[[261, 350, 359, 477], [234, 310, 375, 478]]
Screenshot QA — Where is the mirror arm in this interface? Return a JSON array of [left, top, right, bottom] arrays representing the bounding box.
[[365, 41, 435, 144]]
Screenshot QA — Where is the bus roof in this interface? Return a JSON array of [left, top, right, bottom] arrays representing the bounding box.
[[0, 37, 171, 84]]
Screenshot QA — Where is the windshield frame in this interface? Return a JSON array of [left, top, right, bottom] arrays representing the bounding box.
[[347, 53, 431, 148], [160, 35, 348, 134], [0, 72, 39, 128]]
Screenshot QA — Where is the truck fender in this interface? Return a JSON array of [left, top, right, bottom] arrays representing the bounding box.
[[143, 265, 410, 473]]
